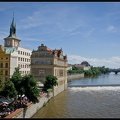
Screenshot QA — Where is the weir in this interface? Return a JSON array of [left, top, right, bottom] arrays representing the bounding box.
[[68, 84, 120, 87]]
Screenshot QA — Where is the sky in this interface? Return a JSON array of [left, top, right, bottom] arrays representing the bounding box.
[[0, 2, 120, 69]]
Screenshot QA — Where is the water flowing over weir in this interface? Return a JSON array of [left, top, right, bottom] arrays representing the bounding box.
[[67, 86, 120, 118], [68, 84, 120, 87]]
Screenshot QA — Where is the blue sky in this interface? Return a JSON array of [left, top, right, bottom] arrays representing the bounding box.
[[0, 2, 120, 68]]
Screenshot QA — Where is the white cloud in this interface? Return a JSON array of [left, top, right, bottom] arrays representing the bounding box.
[[68, 55, 120, 69]]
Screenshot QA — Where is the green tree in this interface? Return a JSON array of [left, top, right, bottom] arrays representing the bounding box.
[[22, 74, 40, 103], [10, 67, 23, 95], [2, 80, 17, 99], [44, 75, 58, 90]]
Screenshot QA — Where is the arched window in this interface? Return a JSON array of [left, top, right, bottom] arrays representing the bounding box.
[[0, 63, 3, 68], [5, 63, 8, 68]]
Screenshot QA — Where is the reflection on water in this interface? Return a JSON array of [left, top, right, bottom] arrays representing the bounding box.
[[32, 73, 120, 118]]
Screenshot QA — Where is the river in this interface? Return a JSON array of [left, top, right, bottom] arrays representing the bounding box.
[[32, 73, 120, 118]]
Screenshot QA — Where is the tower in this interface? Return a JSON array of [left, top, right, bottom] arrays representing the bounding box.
[[4, 12, 21, 47]]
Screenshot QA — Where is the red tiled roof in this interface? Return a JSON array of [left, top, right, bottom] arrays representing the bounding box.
[[46, 47, 53, 52]]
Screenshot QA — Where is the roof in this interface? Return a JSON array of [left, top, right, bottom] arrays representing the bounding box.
[[46, 47, 53, 52], [81, 61, 90, 66], [0, 96, 14, 104], [2, 46, 17, 54], [5, 14, 17, 39]]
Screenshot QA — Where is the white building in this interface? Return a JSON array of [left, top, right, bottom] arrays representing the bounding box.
[[2, 15, 32, 77]]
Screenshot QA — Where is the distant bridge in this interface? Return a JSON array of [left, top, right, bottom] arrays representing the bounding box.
[[109, 68, 120, 74]]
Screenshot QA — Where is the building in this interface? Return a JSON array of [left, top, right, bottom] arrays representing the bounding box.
[[31, 44, 68, 96], [81, 61, 91, 70], [0, 15, 32, 82], [72, 61, 91, 71], [67, 64, 72, 71], [0, 45, 11, 82]]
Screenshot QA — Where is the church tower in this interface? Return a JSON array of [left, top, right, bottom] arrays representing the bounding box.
[[4, 12, 21, 47]]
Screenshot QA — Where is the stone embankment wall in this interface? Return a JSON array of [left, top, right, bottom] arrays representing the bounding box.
[[54, 84, 65, 96], [67, 73, 84, 81], [11, 92, 53, 118]]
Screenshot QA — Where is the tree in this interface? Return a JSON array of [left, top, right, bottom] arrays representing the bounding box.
[[10, 67, 40, 103], [21, 74, 40, 103], [44, 75, 58, 90], [10, 67, 23, 95], [2, 80, 17, 99]]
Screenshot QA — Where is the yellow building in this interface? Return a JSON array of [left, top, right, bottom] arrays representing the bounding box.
[[0, 45, 10, 83], [31, 44, 68, 96]]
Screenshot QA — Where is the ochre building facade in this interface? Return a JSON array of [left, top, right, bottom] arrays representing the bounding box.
[[31, 44, 68, 96]]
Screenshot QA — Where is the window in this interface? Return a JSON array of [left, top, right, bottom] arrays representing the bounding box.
[[5, 63, 8, 68], [0, 70, 3, 75], [59, 70, 63, 76], [0, 63, 3, 68], [5, 71, 8, 75], [39, 70, 45, 76], [18, 64, 20, 68]]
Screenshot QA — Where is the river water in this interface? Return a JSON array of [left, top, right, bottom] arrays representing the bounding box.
[[32, 73, 120, 118]]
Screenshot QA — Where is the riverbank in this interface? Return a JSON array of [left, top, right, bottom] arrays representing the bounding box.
[[67, 73, 84, 82], [5, 92, 53, 118]]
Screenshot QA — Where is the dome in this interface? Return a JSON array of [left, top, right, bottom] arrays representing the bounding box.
[[81, 61, 90, 66]]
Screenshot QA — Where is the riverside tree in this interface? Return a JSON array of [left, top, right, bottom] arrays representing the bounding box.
[[2, 80, 17, 99], [21, 74, 40, 103], [44, 75, 58, 90], [10, 67, 23, 95], [10, 67, 40, 103]]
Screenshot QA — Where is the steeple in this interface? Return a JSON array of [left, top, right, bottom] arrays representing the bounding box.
[[7, 12, 17, 39]]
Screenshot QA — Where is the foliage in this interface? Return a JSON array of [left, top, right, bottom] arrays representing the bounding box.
[[21, 74, 40, 103], [47, 88, 53, 93], [68, 65, 110, 77], [67, 69, 84, 75], [2, 80, 17, 99], [44, 75, 58, 89], [84, 66, 110, 76], [10, 67, 23, 95], [2, 67, 40, 104]]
